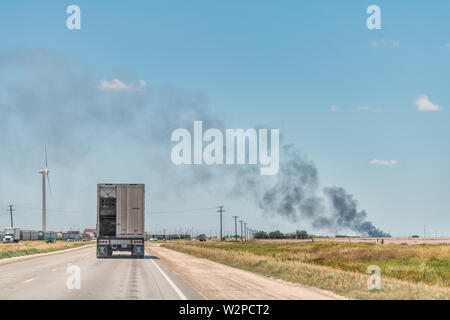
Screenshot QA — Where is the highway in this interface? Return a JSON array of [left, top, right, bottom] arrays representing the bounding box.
[[0, 245, 202, 300]]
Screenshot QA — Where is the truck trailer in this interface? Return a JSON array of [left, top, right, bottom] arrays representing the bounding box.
[[21, 230, 39, 241], [97, 184, 145, 258], [3, 228, 20, 243]]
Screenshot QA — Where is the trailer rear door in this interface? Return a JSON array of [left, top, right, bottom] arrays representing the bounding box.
[[116, 184, 145, 238]]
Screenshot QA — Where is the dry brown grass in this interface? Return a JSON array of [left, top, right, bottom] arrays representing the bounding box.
[[0, 240, 90, 259], [165, 241, 450, 300]]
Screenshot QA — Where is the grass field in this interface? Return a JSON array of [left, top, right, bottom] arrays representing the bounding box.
[[165, 240, 450, 300], [0, 240, 91, 260]]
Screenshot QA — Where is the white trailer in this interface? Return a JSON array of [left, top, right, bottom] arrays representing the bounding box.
[[97, 184, 145, 258]]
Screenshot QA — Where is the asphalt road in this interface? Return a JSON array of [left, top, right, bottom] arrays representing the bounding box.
[[0, 245, 202, 300]]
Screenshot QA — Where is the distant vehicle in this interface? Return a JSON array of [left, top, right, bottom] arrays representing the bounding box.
[[197, 234, 207, 242], [97, 184, 145, 259], [46, 238, 56, 243], [3, 228, 20, 243], [66, 238, 75, 242], [3, 234, 14, 243], [92, 237, 97, 242]]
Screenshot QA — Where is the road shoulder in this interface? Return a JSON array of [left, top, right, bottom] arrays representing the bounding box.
[[0, 244, 94, 266], [146, 244, 344, 300]]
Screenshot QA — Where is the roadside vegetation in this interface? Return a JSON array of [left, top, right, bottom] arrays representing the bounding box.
[[254, 229, 310, 239], [164, 240, 450, 300], [0, 240, 91, 260]]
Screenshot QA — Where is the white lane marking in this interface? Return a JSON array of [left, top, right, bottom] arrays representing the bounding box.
[[51, 269, 58, 272], [151, 259, 187, 300], [25, 278, 35, 283]]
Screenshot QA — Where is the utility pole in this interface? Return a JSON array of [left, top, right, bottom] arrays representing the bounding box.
[[239, 220, 244, 241], [7, 205, 15, 228], [244, 222, 247, 241], [232, 216, 238, 240], [218, 206, 225, 241]]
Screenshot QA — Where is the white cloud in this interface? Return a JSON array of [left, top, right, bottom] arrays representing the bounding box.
[[441, 43, 450, 50], [413, 94, 443, 112], [98, 78, 147, 92], [370, 159, 399, 166]]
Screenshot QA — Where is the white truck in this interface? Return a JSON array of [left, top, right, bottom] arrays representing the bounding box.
[[97, 184, 145, 258], [3, 228, 20, 243]]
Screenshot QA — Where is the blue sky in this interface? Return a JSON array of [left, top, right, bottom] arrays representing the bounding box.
[[0, 1, 449, 236]]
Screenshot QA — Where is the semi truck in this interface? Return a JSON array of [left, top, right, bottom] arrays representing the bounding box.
[[97, 184, 145, 258], [3, 228, 20, 243]]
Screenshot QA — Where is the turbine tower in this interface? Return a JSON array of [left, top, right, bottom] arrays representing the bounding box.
[[37, 146, 51, 232]]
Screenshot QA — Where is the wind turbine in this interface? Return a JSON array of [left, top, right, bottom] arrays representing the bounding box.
[[37, 146, 51, 232]]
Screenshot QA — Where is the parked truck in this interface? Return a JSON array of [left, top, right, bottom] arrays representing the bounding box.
[[3, 228, 20, 243], [97, 184, 145, 258]]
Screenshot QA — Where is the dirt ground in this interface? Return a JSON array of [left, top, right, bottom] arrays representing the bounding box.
[[146, 244, 345, 300]]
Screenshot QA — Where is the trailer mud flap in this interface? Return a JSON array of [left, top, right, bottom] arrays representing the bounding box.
[[97, 245, 109, 258], [133, 245, 144, 256]]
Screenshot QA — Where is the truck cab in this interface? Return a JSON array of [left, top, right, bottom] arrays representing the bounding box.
[[3, 233, 15, 243]]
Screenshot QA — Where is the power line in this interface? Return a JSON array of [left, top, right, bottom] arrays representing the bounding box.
[[149, 207, 217, 215], [12, 205, 90, 215], [1, 204, 217, 216]]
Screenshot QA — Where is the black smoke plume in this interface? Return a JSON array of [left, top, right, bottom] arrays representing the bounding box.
[[252, 146, 390, 237], [1, 49, 389, 237]]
